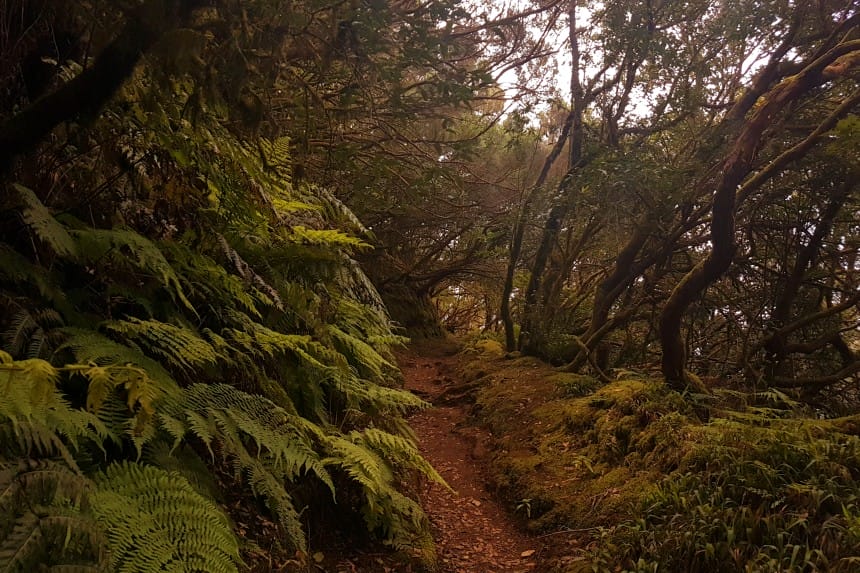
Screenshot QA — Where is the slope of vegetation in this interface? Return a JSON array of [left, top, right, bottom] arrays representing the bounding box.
[[460, 342, 860, 572], [0, 1, 452, 570]]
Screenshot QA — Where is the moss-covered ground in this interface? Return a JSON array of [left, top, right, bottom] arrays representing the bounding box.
[[459, 342, 860, 572]]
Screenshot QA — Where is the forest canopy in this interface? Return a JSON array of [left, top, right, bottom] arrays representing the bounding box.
[[0, 0, 858, 571]]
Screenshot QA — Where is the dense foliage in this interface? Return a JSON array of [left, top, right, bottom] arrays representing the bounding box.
[[0, 0, 450, 570], [1, 0, 858, 571]]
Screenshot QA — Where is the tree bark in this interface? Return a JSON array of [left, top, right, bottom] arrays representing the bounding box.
[[518, 0, 586, 351], [0, 0, 178, 174], [500, 108, 577, 351], [762, 186, 850, 372], [659, 39, 860, 389]]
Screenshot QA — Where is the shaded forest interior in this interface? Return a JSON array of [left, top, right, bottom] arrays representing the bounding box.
[[0, 0, 859, 571]]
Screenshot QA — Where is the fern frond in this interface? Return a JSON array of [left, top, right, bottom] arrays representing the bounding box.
[[332, 375, 427, 416], [325, 434, 393, 496], [156, 384, 333, 549], [358, 428, 445, 485], [327, 325, 394, 381], [217, 235, 283, 310], [164, 245, 267, 318], [223, 313, 335, 372], [370, 488, 434, 556], [323, 431, 436, 556], [71, 229, 195, 313], [2, 306, 64, 361], [0, 246, 71, 315], [103, 318, 220, 374], [0, 360, 105, 464], [78, 363, 162, 443], [314, 186, 372, 239], [232, 454, 306, 550], [0, 511, 105, 573], [11, 183, 79, 258], [337, 259, 390, 316], [143, 442, 222, 502], [258, 137, 292, 180], [161, 385, 331, 483], [288, 226, 369, 250], [2, 308, 38, 358], [58, 328, 181, 397], [0, 459, 105, 573], [91, 462, 240, 573]]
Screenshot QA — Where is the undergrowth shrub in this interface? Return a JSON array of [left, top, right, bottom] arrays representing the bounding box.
[[587, 418, 860, 572], [465, 349, 860, 572]]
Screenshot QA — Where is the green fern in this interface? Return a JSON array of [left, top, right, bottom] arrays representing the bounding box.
[[258, 136, 293, 179], [287, 226, 369, 250], [90, 462, 240, 573], [332, 374, 427, 417], [157, 384, 335, 550], [164, 245, 268, 318], [11, 183, 79, 259], [58, 328, 181, 397], [0, 355, 106, 466], [325, 435, 393, 496], [222, 312, 337, 375], [143, 442, 223, 502], [324, 430, 439, 557], [72, 229, 195, 313], [359, 428, 444, 484], [0, 460, 105, 573], [103, 318, 221, 374], [56, 329, 181, 446], [0, 39, 442, 569], [0, 246, 71, 316], [0, 356, 108, 573], [2, 306, 63, 360], [327, 325, 395, 381], [217, 235, 284, 310], [315, 186, 373, 240]]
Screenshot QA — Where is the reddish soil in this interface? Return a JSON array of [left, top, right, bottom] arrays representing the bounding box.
[[399, 346, 546, 573]]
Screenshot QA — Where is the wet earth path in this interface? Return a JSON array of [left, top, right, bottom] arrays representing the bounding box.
[[399, 347, 543, 573]]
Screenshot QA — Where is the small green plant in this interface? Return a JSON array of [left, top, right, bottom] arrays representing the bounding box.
[[553, 373, 600, 398]]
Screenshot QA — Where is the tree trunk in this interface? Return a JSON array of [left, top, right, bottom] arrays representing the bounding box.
[[501, 204, 529, 351], [0, 0, 179, 174], [659, 39, 860, 389], [518, 0, 585, 351]]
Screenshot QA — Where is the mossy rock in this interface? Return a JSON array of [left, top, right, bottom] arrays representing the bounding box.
[[473, 338, 504, 356]]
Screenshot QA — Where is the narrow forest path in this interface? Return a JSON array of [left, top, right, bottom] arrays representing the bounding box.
[[398, 345, 545, 573]]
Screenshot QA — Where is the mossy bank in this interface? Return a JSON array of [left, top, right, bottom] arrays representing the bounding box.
[[459, 342, 860, 572]]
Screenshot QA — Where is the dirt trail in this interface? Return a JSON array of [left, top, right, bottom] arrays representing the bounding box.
[[399, 348, 544, 573]]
